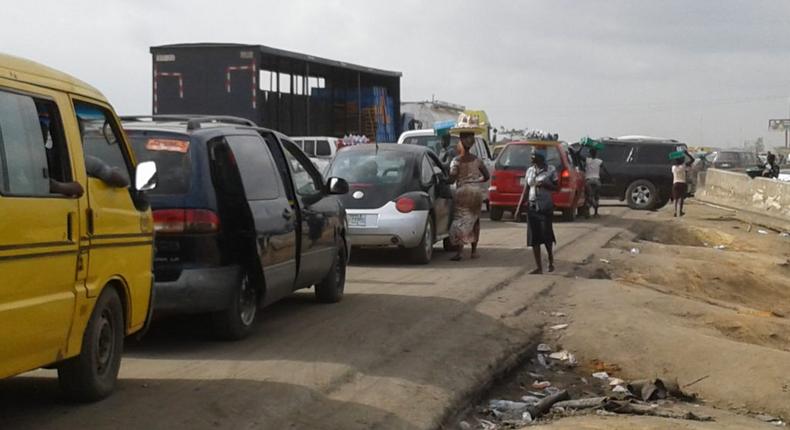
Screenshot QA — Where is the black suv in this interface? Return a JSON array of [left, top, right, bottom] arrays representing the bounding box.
[[581, 137, 688, 210], [123, 115, 349, 339]]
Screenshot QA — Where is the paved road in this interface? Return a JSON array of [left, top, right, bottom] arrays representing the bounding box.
[[0, 207, 629, 430]]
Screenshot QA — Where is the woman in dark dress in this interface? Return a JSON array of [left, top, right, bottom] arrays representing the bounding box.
[[516, 149, 558, 274]]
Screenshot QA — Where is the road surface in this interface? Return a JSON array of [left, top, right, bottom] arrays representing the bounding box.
[[0, 206, 630, 429]]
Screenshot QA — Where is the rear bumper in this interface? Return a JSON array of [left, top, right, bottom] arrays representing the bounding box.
[[153, 265, 241, 315], [489, 190, 521, 208], [489, 190, 578, 209], [348, 203, 429, 248], [552, 189, 578, 208]]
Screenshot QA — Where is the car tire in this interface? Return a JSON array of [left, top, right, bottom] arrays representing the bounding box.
[[489, 206, 504, 221], [562, 207, 576, 222], [577, 204, 590, 218], [58, 287, 124, 402], [315, 243, 347, 303], [212, 268, 258, 341], [654, 195, 670, 210], [409, 217, 434, 264], [626, 180, 658, 210]]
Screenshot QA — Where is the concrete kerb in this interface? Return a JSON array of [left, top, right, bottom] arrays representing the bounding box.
[[438, 220, 631, 428], [696, 169, 790, 232]]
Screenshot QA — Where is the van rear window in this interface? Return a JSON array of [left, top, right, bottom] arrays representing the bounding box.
[[128, 132, 191, 194]]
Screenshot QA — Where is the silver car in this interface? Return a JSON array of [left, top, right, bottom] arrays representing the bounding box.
[[327, 144, 453, 264]]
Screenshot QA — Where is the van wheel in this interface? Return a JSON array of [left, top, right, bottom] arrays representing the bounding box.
[[213, 269, 257, 341], [409, 218, 434, 264], [626, 180, 658, 210], [489, 206, 504, 221], [58, 287, 124, 402], [316, 244, 347, 303]]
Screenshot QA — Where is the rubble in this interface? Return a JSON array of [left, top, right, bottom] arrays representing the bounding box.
[[462, 342, 716, 428], [531, 381, 551, 389], [549, 324, 569, 331]]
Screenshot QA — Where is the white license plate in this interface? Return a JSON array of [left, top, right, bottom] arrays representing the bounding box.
[[348, 214, 377, 227], [519, 177, 526, 186]]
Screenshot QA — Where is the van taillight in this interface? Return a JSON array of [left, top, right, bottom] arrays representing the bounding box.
[[153, 209, 220, 233], [560, 169, 571, 187], [395, 197, 415, 213]]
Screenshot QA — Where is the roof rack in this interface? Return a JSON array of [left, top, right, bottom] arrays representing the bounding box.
[[120, 115, 257, 130]]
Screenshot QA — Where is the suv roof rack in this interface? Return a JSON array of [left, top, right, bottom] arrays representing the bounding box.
[[120, 115, 257, 131]]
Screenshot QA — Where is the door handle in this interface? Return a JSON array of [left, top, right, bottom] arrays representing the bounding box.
[[282, 208, 293, 220], [86, 208, 94, 236], [67, 212, 74, 241]]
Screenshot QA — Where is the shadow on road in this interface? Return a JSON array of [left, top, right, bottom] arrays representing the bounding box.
[[0, 376, 421, 430], [0, 292, 535, 429]]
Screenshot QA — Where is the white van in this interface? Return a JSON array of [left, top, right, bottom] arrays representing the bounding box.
[[291, 137, 342, 174], [291, 136, 341, 159]]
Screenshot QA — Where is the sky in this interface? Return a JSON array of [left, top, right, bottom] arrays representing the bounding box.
[[4, 0, 790, 148]]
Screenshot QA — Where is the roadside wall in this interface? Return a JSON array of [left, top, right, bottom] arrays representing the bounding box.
[[697, 169, 790, 231]]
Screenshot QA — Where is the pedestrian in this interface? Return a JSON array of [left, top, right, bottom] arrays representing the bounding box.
[[448, 131, 490, 261], [686, 153, 706, 196], [670, 150, 694, 217], [762, 152, 780, 179], [584, 147, 604, 217], [516, 148, 558, 274]]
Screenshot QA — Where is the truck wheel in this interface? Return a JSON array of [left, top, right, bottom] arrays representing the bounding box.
[[315, 244, 347, 303], [213, 268, 258, 341], [58, 287, 124, 402], [408, 218, 434, 264], [626, 180, 658, 210], [562, 207, 576, 222], [489, 206, 504, 221]]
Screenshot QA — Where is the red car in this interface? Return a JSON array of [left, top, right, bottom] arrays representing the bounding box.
[[488, 141, 587, 221]]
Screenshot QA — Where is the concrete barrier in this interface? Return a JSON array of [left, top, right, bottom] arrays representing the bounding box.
[[697, 169, 790, 231]]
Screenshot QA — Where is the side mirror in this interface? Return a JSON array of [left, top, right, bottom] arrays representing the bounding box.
[[326, 177, 349, 195], [135, 161, 158, 191]]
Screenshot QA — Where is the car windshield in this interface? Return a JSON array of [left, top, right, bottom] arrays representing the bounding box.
[[329, 150, 411, 185], [496, 144, 562, 171], [402, 135, 459, 155], [128, 131, 191, 194]]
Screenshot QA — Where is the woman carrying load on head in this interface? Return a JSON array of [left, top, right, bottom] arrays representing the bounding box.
[[448, 131, 490, 261]]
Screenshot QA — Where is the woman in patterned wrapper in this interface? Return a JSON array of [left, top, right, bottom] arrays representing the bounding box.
[[448, 131, 490, 261]]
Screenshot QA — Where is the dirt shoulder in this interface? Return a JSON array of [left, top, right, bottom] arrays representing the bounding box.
[[455, 202, 789, 429]]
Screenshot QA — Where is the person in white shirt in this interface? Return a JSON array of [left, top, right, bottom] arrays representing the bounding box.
[[584, 148, 604, 217], [671, 151, 694, 217]]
